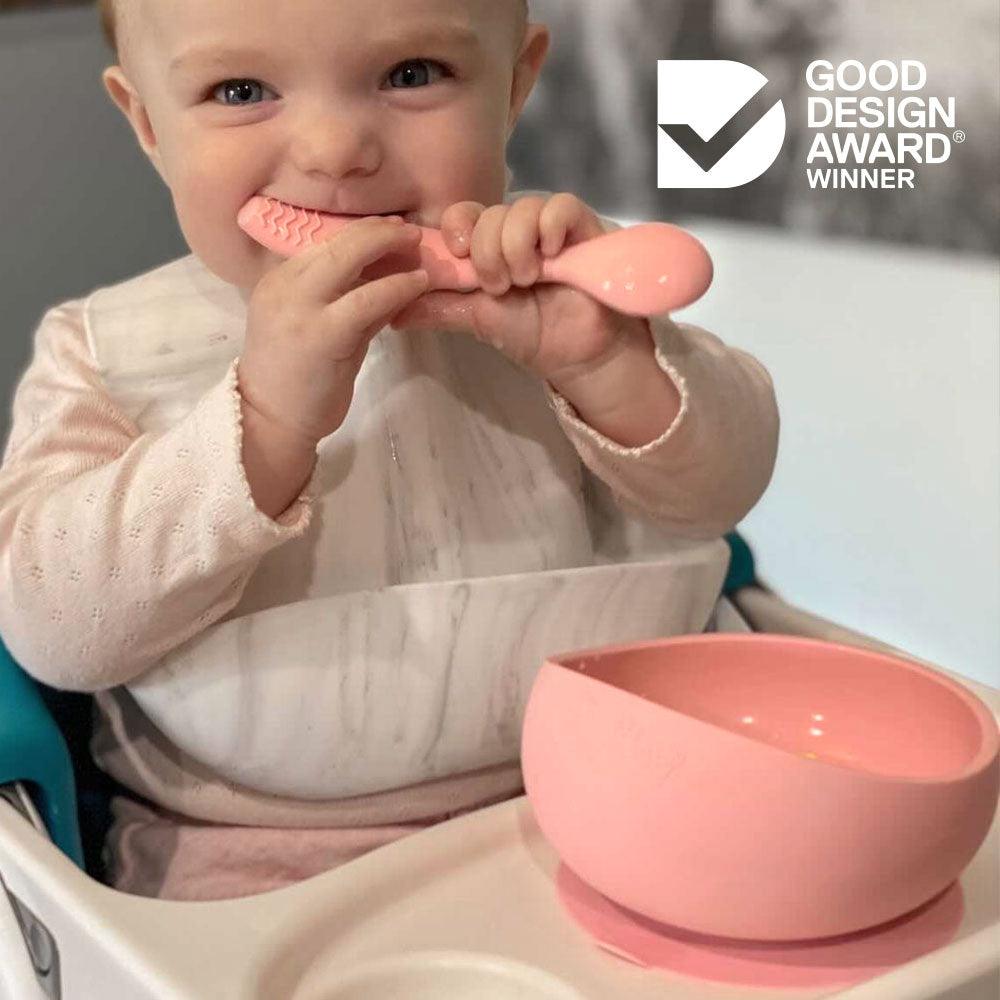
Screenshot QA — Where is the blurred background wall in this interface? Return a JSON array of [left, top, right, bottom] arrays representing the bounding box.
[[1, 1, 998, 681], [0, 1, 187, 429]]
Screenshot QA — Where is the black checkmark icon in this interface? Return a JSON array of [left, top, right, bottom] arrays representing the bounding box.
[[658, 79, 783, 173]]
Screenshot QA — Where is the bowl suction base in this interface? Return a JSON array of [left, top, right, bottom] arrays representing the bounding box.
[[556, 864, 963, 991]]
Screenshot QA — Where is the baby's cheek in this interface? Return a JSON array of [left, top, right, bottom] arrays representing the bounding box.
[[177, 209, 270, 288], [432, 141, 507, 215]]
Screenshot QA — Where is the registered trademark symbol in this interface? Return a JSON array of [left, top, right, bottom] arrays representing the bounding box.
[[953, 130, 966, 142]]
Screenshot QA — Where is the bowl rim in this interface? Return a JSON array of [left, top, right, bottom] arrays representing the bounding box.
[[540, 632, 1000, 786]]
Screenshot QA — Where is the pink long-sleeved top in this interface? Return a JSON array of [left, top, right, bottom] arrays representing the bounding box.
[[0, 202, 778, 898]]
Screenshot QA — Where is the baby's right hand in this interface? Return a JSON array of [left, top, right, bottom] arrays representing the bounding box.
[[237, 216, 429, 445]]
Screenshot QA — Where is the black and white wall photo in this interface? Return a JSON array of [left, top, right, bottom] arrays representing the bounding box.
[[509, 0, 999, 253]]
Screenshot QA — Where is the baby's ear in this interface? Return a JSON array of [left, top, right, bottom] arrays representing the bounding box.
[[506, 23, 550, 136], [101, 66, 166, 181]]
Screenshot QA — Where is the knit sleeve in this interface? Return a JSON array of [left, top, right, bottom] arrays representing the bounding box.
[[540, 208, 779, 540], [0, 299, 317, 692]]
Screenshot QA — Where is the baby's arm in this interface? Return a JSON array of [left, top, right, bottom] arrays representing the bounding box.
[[527, 196, 778, 539], [545, 311, 780, 540], [0, 300, 316, 692]]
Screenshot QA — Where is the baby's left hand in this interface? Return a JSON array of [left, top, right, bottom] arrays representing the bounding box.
[[390, 193, 650, 388]]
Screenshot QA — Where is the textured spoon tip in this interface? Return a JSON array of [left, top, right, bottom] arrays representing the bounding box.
[[239, 195, 330, 252]]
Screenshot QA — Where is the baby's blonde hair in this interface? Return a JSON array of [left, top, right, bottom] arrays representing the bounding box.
[[99, 0, 528, 61]]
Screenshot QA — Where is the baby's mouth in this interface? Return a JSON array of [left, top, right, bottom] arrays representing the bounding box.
[[239, 194, 435, 261], [265, 195, 414, 222]]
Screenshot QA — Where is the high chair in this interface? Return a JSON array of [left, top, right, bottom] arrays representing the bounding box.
[[1, 531, 997, 1000]]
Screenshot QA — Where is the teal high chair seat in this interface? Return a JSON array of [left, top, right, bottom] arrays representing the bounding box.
[[0, 532, 756, 874], [0, 639, 83, 867]]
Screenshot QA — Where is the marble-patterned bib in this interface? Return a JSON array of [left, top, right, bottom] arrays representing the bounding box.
[[87, 250, 726, 799]]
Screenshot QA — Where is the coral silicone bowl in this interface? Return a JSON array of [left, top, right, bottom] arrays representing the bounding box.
[[520, 633, 1000, 942]]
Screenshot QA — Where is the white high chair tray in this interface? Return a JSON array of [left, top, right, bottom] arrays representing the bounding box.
[[5, 801, 999, 1000], [6, 723, 998, 998]]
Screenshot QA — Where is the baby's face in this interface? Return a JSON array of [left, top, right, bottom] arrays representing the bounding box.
[[103, 0, 546, 296]]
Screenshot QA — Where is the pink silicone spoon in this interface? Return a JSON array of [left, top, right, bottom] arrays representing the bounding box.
[[238, 195, 713, 316]]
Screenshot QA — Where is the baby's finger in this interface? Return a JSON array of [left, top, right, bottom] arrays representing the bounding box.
[[538, 193, 605, 257], [470, 204, 513, 296], [440, 201, 485, 258], [299, 217, 421, 303], [285, 214, 400, 273], [501, 196, 546, 287], [326, 268, 430, 354]]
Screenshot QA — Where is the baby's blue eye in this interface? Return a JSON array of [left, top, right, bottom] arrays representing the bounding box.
[[386, 59, 448, 89], [211, 79, 274, 106], [207, 61, 449, 106]]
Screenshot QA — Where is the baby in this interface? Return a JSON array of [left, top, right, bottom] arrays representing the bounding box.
[[0, 0, 779, 900]]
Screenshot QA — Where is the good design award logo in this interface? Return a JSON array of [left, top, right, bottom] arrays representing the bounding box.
[[657, 60, 786, 188], [805, 60, 959, 190]]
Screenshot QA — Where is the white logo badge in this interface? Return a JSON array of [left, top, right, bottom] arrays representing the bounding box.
[[657, 60, 786, 188]]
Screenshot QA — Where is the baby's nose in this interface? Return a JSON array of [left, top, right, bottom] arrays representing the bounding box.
[[290, 108, 382, 178]]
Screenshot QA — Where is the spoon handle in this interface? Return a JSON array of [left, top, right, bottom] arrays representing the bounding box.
[[238, 197, 712, 316], [401, 224, 713, 315]]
